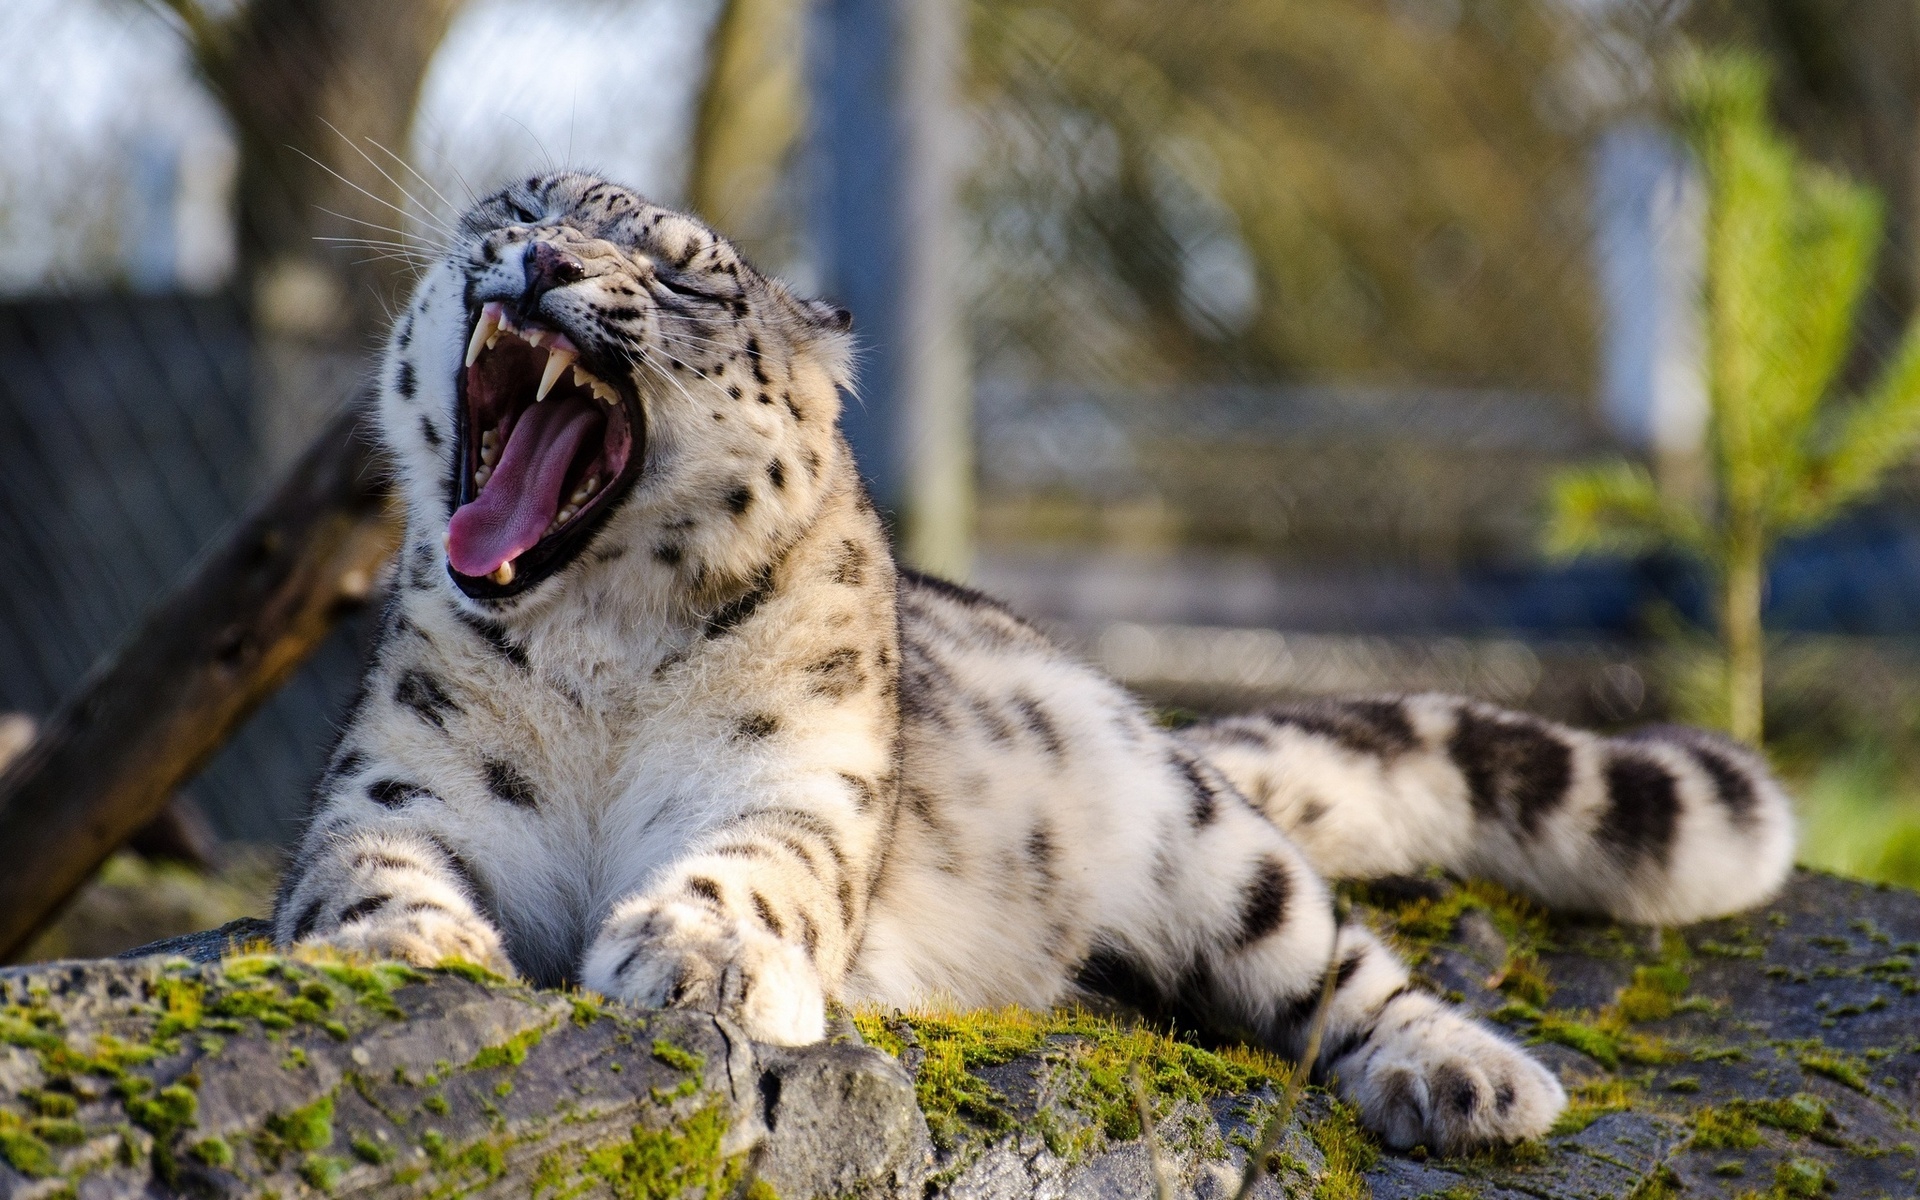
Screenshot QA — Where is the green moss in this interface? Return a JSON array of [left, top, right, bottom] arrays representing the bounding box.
[[316, 961, 419, 1020], [257, 1092, 335, 1165], [531, 1149, 568, 1195], [32, 1119, 85, 1147], [300, 1152, 350, 1190], [471, 1023, 549, 1070], [423, 1094, 450, 1116], [1614, 964, 1691, 1023], [1054, 1021, 1284, 1151], [1303, 1098, 1378, 1200], [1747, 1093, 1830, 1137], [189, 1136, 234, 1168], [1626, 1163, 1682, 1199], [1797, 1049, 1869, 1090], [414, 1125, 519, 1197], [1690, 1092, 1832, 1157], [1550, 1081, 1634, 1136], [1534, 1013, 1621, 1069], [351, 1132, 391, 1165], [28, 1029, 158, 1091], [579, 1104, 734, 1199], [1690, 1106, 1762, 1150], [437, 960, 509, 986], [1493, 952, 1554, 1008], [0, 1112, 58, 1178], [447, 1137, 507, 1181], [207, 963, 337, 1032], [127, 1083, 198, 1140], [21, 1089, 77, 1119], [853, 1007, 1285, 1156], [151, 978, 204, 1041], [650, 1039, 704, 1073], [1772, 1156, 1828, 1197], [1373, 878, 1552, 961]]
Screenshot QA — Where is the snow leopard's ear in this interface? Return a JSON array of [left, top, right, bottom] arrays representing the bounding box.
[[800, 298, 854, 334], [779, 288, 856, 390]]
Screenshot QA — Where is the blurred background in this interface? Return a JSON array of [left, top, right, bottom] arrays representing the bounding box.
[[4, 0, 1920, 958]]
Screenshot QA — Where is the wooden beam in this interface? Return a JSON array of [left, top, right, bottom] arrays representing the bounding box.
[[0, 402, 402, 962]]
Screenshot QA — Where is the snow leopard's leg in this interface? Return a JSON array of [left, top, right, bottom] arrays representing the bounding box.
[[272, 745, 514, 977], [577, 775, 882, 1047], [1081, 781, 1564, 1153], [578, 485, 900, 1047], [1178, 694, 1796, 925]]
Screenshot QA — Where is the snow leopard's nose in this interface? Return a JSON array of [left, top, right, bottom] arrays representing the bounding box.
[[522, 241, 585, 304]]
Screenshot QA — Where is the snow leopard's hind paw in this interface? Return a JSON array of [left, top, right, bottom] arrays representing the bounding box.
[[1333, 991, 1565, 1154], [582, 897, 825, 1045]]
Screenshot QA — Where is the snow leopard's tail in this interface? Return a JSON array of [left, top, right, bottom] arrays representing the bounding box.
[[1178, 694, 1796, 925]]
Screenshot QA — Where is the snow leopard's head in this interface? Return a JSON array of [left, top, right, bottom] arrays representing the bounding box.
[[380, 172, 853, 606]]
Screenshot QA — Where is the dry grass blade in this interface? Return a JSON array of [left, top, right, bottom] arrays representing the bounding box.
[[1129, 1063, 1176, 1200], [1231, 895, 1350, 1200]]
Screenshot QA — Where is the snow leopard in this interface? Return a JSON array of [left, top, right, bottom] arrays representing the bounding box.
[[273, 171, 1797, 1154]]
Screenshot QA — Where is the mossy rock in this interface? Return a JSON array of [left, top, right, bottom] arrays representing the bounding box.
[[0, 952, 925, 1198], [4, 868, 1917, 1198]]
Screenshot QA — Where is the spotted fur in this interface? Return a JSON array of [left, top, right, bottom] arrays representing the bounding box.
[[274, 173, 1797, 1153]]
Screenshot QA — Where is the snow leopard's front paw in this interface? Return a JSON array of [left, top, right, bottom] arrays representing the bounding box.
[[1332, 992, 1565, 1154], [307, 902, 516, 979], [582, 897, 825, 1045]]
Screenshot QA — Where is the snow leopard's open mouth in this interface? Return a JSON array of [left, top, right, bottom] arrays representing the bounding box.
[[446, 301, 641, 599]]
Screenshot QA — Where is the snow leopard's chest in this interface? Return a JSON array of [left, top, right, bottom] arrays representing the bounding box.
[[407, 615, 754, 975]]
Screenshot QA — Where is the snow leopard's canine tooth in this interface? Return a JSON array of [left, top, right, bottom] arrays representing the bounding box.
[[274, 173, 1795, 1154]]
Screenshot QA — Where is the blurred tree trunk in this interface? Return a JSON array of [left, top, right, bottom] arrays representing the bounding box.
[[690, 0, 808, 263], [155, 0, 465, 472], [1686, 0, 1920, 360]]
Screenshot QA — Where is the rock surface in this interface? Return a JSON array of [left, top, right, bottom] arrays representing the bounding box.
[[0, 869, 1914, 1198]]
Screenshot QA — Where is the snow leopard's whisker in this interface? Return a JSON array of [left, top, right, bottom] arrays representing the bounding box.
[[650, 328, 752, 360], [313, 206, 445, 254], [322, 120, 461, 243], [358, 134, 465, 229], [506, 114, 558, 175], [628, 343, 711, 416], [314, 245, 434, 264], [649, 325, 743, 351], [314, 237, 436, 261], [294, 146, 457, 244], [345, 251, 434, 270], [621, 341, 706, 413], [647, 336, 744, 367]]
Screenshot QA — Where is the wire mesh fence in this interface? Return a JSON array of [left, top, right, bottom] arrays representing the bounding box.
[[0, 293, 370, 848]]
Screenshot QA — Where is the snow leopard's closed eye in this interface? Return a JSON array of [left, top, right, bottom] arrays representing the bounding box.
[[275, 171, 1796, 1156]]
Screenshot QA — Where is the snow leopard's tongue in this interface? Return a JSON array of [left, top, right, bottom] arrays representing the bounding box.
[[447, 396, 603, 578]]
